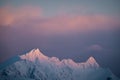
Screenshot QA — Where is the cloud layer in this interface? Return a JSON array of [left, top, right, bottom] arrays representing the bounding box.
[[0, 5, 120, 35]]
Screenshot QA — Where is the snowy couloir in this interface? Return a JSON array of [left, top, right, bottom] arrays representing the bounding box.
[[0, 48, 119, 80]]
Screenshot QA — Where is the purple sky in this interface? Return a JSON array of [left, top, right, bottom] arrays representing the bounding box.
[[0, 0, 120, 77]]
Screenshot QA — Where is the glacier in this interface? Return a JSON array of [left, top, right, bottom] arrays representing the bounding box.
[[0, 48, 119, 80]]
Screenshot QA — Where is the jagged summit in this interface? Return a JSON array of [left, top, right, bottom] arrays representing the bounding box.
[[86, 56, 99, 68], [61, 59, 79, 67], [19, 48, 99, 68], [19, 48, 48, 61], [87, 56, 97, 63]]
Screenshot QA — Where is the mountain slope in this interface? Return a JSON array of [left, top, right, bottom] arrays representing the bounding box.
[[0, 49, 119, 80]]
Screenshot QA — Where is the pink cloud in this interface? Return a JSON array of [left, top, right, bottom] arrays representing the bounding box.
[[31, 15, 120, 34], [0, 5, 42, 26], [86, 44, 103, 51], [0, 5, 120, 35]]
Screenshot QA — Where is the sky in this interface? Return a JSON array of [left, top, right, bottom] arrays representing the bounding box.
[[0, 0, 120, 77]]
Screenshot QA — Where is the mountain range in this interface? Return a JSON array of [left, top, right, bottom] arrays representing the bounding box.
[[0, 48, 119, 80]]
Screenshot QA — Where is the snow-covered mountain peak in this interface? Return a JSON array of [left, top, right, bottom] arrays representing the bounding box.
[[19, 48, 48, 62], [86, 56, 99, 67], [0, 49, 119, 80], [61, 59, 78, 67], [31, 48, 40, 53], [19, 49, 99, 68], [87, 56, 96, 62], [62, 59, 75, 64]]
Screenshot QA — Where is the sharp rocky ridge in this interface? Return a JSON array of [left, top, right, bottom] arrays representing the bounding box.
[[0, 48, 119, 80]]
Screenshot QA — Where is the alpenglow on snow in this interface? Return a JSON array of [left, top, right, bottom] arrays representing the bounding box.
[[0, 48, 119, 80]]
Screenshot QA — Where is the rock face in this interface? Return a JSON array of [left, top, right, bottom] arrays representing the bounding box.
[[0, 49, 119, 80]]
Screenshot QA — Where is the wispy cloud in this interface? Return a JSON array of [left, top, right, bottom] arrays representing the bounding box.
[[86, 44, 103, 51]]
